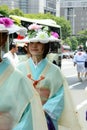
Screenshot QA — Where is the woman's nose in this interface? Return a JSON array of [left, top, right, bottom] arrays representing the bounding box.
[[32, 43, 38, 47]]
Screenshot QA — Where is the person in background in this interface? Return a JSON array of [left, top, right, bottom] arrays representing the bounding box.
[[3, 42, 19, 67], [0, 24, 48, 130], [73, 45, 85, 81], [84, 49, 87, 78], [17, 23, 64, 130]]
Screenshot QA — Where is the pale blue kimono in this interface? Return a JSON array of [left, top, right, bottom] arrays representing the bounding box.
[[0, 58, 48, 130], [17, 57, 64, 130]]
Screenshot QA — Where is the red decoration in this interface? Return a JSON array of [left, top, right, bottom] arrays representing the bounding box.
[[27, 74, 45, 88], [17, 34, 25, 39]]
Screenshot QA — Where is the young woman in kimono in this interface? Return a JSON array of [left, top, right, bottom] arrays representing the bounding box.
[[0, 24, 48, 130], [17, 24, 64, 130]]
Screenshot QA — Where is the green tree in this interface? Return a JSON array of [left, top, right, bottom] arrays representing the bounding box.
[[64, 36, 78, 51], [64, 37, 71, 47], [70, 36, 78, 50], [54, 17, 72, 40], [9, 8, 24, 16], [0, 5, 24, 17], [77, 30, 87, 49], [0, 5, 10, 17]]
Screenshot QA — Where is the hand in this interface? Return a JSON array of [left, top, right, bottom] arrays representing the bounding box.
[[0, 112, 13, 130]]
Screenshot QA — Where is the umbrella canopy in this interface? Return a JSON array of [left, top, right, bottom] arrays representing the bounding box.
[[0, 17, 27, 35], [7, 24, 27, 34]]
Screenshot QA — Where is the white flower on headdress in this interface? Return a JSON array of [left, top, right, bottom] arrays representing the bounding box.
[[34, 31, 49, 43], [36, 31, 49, 39]]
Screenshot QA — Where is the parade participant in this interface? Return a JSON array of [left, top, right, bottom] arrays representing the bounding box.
[[84, 49, 87, 78], [3, 42, 19, 67], [0, 24, 48, 130], [17, 23, 64, 130], [73, 45, 85, 81]]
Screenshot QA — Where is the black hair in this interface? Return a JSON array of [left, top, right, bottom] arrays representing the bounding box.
[[42, 43, 50, 58], [78, 45, 83, 51], [85, 49, 87, 53], [9, 42, 16, 50]]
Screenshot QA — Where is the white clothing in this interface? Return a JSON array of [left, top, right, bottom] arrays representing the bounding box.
[[73, 51, 85, 62], [3, 51, 19, 67], [76, 62, 85, 72], [73, 51, 85, 72], [84, 52, 87, 72]]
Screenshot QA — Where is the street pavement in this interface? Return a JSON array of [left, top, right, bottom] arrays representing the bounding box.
[[61, 58, 87, 90], [61, 58, 87, 130]]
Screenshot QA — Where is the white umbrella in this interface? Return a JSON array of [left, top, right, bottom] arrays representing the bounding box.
[[6, 24, 27, 34], [13, 36, 29, 43], [0, 23, 27, 35]]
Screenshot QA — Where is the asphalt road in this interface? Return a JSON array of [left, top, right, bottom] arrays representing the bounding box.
[[61, 58, 87, 90]]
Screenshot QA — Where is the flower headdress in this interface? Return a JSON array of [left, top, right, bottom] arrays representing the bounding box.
[[13, 23, 60, 44], [27, 23, 59, 43], [0, 17, 13, 31], [0, 17, 27, 36], [0, 17, 13, 27]]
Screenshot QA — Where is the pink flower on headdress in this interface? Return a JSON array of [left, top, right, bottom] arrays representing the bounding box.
[[0, 17, 13, 27], [51, 32, 59, 38], [28, 23, 42, 31]]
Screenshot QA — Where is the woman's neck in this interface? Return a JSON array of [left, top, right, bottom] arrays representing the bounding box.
[[10, 50, 15, 55], [32, 55, 43, 65]]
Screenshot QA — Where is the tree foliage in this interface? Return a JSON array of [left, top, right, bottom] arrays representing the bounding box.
[[70, 36, 78, 50], [9, 8, 24, 16], [77, 30, 87, 49], [64, 37, 71, 47], [0, 5, 10, 17], [64, 36, 78, 51], [54, 17, 71, 40], [0, 6, 24, 17]]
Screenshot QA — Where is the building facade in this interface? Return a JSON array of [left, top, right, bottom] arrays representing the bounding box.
[[0, 0, 60, 16], [44, 0, 60, 16], [0, 0, 19, 9], [60, 0, 87, 35]]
